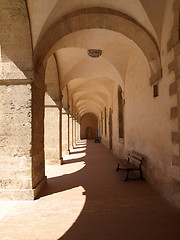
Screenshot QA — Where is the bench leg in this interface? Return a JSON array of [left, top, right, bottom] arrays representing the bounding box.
[[116, 163, 119, 171], [124, 170, 129, 181], [140, 167, 145, 180]]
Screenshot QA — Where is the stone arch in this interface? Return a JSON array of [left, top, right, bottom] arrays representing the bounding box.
[[34, 7, 162, 84], [0, 0, 33, 80]]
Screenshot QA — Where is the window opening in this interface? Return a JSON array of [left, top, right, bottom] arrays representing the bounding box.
[[153, 84, 159, 98], [118, 87, 124, 138]]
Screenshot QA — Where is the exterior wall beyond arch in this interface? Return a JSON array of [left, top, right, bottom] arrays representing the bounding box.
[[80, 113, 98, 139]]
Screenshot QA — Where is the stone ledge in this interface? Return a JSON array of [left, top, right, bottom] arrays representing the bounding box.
[[0, 176, 47, 200], [0, 79, 33, 85]]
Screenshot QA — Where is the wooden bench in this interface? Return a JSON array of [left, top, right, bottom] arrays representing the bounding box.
[[116, 152, 145, 181]]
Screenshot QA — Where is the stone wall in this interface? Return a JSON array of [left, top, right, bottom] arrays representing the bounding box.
[[0, 84, 33, 199], [167, 0, 180, 207]]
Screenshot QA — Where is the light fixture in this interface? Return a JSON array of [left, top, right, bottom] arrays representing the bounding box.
[[88, 49, 102, 58]]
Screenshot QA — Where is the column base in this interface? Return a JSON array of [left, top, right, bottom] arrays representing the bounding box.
[[0, 176, 47, 200], [60, 157, 63, 165], [45, 159, 63, 165]]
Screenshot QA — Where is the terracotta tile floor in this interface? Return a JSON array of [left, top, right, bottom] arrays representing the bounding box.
[[0, 140, 180, 240]]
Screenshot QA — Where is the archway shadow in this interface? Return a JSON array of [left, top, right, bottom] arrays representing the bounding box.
[[37, 140, 180, 240], [69, 148, 86, 154]]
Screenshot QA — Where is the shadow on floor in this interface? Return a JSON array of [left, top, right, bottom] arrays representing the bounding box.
[[69, 149, 86, 154], [38, 140, 180, 240]]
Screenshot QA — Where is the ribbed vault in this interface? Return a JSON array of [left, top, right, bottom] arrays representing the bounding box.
[[34, 7, 162, 84]]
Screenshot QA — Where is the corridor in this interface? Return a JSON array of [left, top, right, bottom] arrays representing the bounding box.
[[0, 140, 180, 240]]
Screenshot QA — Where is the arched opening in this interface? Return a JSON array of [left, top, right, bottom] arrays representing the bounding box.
[[1, 2, 180, 239], [85, 127, 93, 139], [1, 0, 180, 211], [80, 113, 98, 139], [34, 7, 162, 85]]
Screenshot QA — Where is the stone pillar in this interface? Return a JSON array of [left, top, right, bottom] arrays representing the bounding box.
[[75, 118, 78, 142], [69, 114, 73, 152], [98, 120, 101, 138], [62, 108, 69, 155], [73, 117, 76, 147], [44, 96, 63, 165], [0, 0, 47, 200], [76, 119, 80, 142], [59, 103, 63, 165], [0, 81, 46, 200]]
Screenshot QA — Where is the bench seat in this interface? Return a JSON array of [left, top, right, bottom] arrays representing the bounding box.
[[116, 152, 145, 181]]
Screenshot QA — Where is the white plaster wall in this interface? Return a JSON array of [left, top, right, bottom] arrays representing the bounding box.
[[122, 47, 178, 204]]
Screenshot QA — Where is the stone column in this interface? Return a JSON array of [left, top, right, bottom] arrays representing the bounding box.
[[75, 119, 78, 143], [76, 119, 80, 142], [0, 81, 46, 200], [59, 103, 63, 165], [69, 114, 73, 152], [62, 108, 69, 155], [73, 117, 76, 147], [44, 97, 63, 165], [0, 0, 47, 200]]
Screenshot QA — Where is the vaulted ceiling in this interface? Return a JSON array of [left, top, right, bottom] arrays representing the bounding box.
[[27, 0, 168, 118]]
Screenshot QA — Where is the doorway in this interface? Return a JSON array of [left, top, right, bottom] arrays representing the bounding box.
[[86, 127, 93, 139]]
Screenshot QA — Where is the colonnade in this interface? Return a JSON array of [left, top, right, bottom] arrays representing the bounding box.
[[44, 96, 81, 165]]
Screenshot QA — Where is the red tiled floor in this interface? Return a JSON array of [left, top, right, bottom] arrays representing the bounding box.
[[0, 140, 180, 240]]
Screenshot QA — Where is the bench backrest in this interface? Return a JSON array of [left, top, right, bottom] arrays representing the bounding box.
[[128, 152, 143, 166]]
